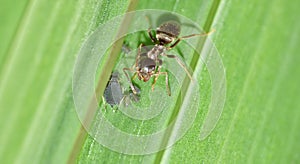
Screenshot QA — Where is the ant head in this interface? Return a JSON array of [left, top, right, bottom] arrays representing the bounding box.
[[137, 58, 156, 82]]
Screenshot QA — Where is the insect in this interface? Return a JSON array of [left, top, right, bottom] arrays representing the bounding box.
[[103, 72, 140, 110], [123, 20, 214, 96]]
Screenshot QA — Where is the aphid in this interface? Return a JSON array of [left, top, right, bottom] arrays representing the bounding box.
[[103, 72, 140, 110], [123, 20, 214, 96], [103, 72, 123, 107]]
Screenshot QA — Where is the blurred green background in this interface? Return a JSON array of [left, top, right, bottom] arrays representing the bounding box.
[[1, 0, 300, 163]]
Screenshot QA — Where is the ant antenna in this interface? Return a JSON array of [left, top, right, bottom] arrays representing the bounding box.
[[168, 28, 216, 49], [181, 28, 216, 39]]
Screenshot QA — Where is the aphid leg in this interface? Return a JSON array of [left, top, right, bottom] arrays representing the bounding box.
[[123, 68, 138, 95], [162, 53, 193, 81], [112, 106, 118, 113], [121, 44, 131, 54], [131, 93, 139, 102], [145, 15, 157, 43], [152, 71, 171, 96], [168, 29, 216, 49], [120, 94, 129, 107], [101, 96, 107, 113]]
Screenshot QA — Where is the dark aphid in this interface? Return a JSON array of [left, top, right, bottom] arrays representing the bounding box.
[[123, 20, 214, 96], [103, 72, 140, 108], [103, 72, 123, 107]]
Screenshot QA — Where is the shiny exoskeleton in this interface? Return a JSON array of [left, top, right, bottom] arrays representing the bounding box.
[[123, 20, 213, 96]]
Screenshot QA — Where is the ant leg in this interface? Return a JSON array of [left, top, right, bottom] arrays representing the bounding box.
[[152, 66, 171, 96], [168, 39, 181, 49], [161, 72, 171, 96], [157, 58, 163, 66], [123, 68, 138, 94], [148, 28, 156, 43], [132, 72, 137, 80], [168, 29, 216, 49], [145, 15, 157, 43], [151, 66, 161, 92], [135, 43, 144, 67], [152, 71, 171, 96], [162, 53, 193, 81]]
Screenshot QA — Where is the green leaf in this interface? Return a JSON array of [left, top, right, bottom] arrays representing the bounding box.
[[0, 0, 131, 163], [1, 0, 300, 163]]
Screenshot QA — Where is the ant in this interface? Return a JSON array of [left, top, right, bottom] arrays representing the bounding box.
[[123, 19, 214, 96]]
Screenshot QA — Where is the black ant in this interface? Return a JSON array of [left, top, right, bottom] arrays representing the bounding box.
[[123, 20, 214, 96]]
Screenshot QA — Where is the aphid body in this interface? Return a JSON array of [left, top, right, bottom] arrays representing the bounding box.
[[103, 72, 140, 108]]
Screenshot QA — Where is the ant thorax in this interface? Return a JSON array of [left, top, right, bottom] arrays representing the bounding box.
[[147, 44, 165, 60]]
